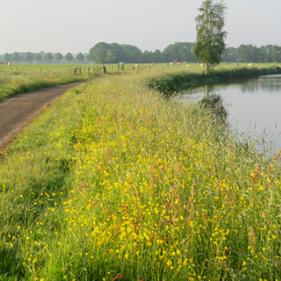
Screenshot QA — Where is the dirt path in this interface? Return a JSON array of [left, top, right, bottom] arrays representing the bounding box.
[[0, 82, 82, 152]]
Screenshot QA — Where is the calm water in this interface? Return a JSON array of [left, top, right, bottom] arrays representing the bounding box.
[[179, 74, 281, 152]]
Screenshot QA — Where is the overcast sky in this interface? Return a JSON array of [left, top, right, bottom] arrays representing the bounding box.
[[1, 0, 281, 55]]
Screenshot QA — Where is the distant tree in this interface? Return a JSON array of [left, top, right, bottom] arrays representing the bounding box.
[[76, 52, 84, 62], [163, 42, 198, 63], [163, 48, 174, 62], [143, 50, 152, 63], [121, 44, 142, 63], [45, 52, 53, 63], [236, 44, 258, 62], [110, 43, 125, 62], [220, 47, 237, 62], [87, 54, 93, 61], [25, 52, 33, 63], [130, 50, 142, 63], [152, 49, 162, 63], [35, 54, 42, 61], [55, 53, 63, 62], [106, 49, 116, 63], [3, 53, 11, 61], [11, 52, 20, 63], [65, 53, 73, 63], [89, 42, 111, 64], [40, 52, 45, 60], [193, 0, 227, 74]]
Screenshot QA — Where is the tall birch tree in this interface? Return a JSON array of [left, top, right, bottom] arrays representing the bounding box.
[[193, 0, 227, 75]]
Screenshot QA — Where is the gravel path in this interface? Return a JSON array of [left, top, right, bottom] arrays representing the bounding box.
[[0, 82, 82, 152]]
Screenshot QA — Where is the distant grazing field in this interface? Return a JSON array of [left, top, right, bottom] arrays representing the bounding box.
[[0, 64, 96, 102], [87, 62, 280, 75], [0, 62, 279, 102]]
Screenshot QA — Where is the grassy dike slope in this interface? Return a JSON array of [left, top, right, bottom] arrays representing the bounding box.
[[1, 73, 281, 280], [146, 65, 281, 95]]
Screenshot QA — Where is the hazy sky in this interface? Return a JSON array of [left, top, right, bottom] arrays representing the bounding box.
[[1, 0, 281, 55]]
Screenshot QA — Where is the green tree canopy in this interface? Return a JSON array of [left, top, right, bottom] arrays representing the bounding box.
[[76, 52, 84, 62], [89, 42, 111, 64], [87, 54, 93, 61], [45, 53, 53, 62], [142, 50, 152, 63], [4, 53, 11, 61], [55, 53, 63, 61], [193, 0, 227, 74], [163, 42, 198, 63], [152, 49, 163, 63], [11, 52, 20, 62], [35, 54, 42, 61], [236, 44, 258, 62], [106, 49, 117, 62], [65, 53, 73, 63], [25, 52, 33, 62]]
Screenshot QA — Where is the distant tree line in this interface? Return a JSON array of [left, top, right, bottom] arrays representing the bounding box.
[[221, 45, 281, 63], [89, 42, 281, 64], [88, 42, 200, 64], [2, 43, 281, 64], [0, 51, 91, 64]]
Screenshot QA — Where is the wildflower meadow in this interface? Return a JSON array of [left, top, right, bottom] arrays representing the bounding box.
[[1, 71, 281, 280]]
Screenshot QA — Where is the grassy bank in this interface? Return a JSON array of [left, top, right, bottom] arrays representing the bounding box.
[[0, 65, 99, 102], [1, 73, 281, 280], [146, 66, 281, 95], [1, 63, 279, 102]]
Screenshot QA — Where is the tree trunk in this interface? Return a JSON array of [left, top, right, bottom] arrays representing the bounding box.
[[205, 85, 209, 97], [205, 61, 208, 75]]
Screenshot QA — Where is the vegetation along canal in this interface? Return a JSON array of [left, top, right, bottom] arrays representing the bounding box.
[[179, 74, 281, 153]]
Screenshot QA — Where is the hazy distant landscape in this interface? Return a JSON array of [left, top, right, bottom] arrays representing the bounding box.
[[1, 42, 281, 64]]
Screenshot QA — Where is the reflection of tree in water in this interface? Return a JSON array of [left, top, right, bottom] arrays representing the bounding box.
[[240, 76, 281, 93], [187, 75, 281, 95], [205, 84, 216, 96], [199, 85, 228, 123]]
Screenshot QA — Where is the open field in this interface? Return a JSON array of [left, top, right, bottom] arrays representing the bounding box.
[[1, 63, 280, 103], [0, 65, 98, 102], [102, 62, 280, 73], [1, 68, 281, 280]]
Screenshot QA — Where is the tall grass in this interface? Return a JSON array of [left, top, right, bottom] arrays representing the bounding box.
[[1, 73, 281, 280]]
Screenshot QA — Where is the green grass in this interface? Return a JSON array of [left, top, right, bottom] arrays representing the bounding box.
[[1, 69, 281, 280], [1, 63, 279, 102], [0, 64, 100, 102]]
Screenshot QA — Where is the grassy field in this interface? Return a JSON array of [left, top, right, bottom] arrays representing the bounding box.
[[1, 62, 279, 102], [0, 64, 99, 102], [104, 62, 280, 73], [1, 67, 281, 280]]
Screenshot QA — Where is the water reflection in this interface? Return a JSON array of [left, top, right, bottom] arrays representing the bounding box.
[[179, 74, 281, 153], [240, 76, 281, 93]]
